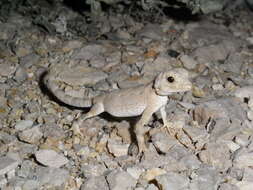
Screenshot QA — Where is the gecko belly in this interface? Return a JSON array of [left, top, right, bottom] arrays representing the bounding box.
[[102, 87, 147, 117], [104, 103, 146, 117]]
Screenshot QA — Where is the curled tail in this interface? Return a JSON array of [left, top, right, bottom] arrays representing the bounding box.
[[44, 72, 92, 108]]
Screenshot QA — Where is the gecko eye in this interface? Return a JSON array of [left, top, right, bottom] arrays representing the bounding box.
[[167, 76, 174, 83]]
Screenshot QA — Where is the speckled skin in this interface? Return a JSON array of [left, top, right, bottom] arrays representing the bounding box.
[[45, 68, 192, 153]]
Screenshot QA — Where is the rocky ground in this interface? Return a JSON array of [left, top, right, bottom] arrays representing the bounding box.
[[0, 1, 253, 190]]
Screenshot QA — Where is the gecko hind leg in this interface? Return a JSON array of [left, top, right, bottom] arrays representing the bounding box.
[[72, 103, 104, 136]]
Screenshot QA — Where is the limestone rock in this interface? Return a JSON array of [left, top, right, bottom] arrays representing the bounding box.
[[35, 149, 68, 168], [0, 156, 19, 175], [106, 170, 137, 190]]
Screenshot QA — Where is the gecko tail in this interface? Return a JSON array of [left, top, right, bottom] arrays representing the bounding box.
[[44, 73, 92, 108]]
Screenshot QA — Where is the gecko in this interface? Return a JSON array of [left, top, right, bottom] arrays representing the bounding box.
[[44, 68, 192, 153]]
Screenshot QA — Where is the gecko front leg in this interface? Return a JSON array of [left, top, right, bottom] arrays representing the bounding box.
[[135, 106, 156, 153], [160, 105, 177, 136]]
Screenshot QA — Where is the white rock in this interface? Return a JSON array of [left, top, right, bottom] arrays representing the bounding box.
[[126, 167, 144, 180], [190, 166, 220, 190], [138, 24, 164, 40], [152, 132, 178, 153], [0, 63, 16, 77], [218, 183, 239, 190], [242, 168, 253, 182], [236, 181, 253, 190], [15, 120, 33, 130], [223, 140, 240, 152], [106, 170, 137, 190], [180, 55, 198, 69], [155, 172, 189, 190], [22, 179, 40, 190], [192, 41, 236, 64], [37, 167, 69, 186], [212, 83, 224, 90], [135, 188, 145, 190], [234, 150, 253, 168], [247, 110, 253, 121], [234, 86, 253, 100], [6, 169, 15, 179], [234, 134, 250, 147], [18, 125, 43, 144], [143, 168, 167, 181], [82, 163, 107, 178], [179, 155, 201, 170], [198, 142, 232, 170], [146, 184, 159, 190], [35, 149, 69, 168], [63, 40, 83, 51], [72, 44, 106, 60], [0, 156, 19, 175], [14, 67, 28, 82], [107, 139, 129, 157], [248, 99, 253, 110], [246, 37, 253, 44], [0, 175, 7, 188], [81, 176, 109, 190]]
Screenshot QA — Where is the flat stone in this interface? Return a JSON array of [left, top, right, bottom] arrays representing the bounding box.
[[14, 67, 28, 82], [234, 86, 253, 100], [154, 172, 189, 190], [140, 144, 191, 171], [234, 168, 253, 189], [219, 183, 239, 190], [20, 53, 40, 68], [138, 24, 164, 40], [143, 168, 167, 181], [190, 166, 220, 190], [17, 160, 34, 178], [141, 56, 174, 75], [182, 125, 208, 149], [198, 142, 232, 170], [192, 40, 236, 64], [0, 132, 17, 145], [185, 22, 233, 48], [0, 63, 16, 77], [106, 170, 137, 190], [81, 162, 107, 178], [0, 175, 7, 188], [193, 97, 246, 126], [15, 120, 33, 131], [151, 132, 178, 153], [180, 55, 198, 70], [72, 44, 106, 60], [18, 125, 43, 144], [234, 150, 253, 168], [179, 154, 201, 170], [126, 167, 144, 180], [36, 167, 69, 187], [146, 184, 159, 190], [107, 139, 130, 157], [235, 181, 253, 190], [62, 40, 83, 52], [22, 179, 40, 190], [0, 156, 19, 175], [81, 176, 109, 190], [35, 149, 68, 168]]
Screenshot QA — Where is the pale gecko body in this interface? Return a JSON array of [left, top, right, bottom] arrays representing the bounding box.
[[44, 68, 192, 153]]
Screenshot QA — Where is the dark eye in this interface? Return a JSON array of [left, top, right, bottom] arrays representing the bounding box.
[[167, 76, 174, 83]]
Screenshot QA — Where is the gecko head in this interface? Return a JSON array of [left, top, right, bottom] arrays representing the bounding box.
[[153, 68, 192, 96]]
